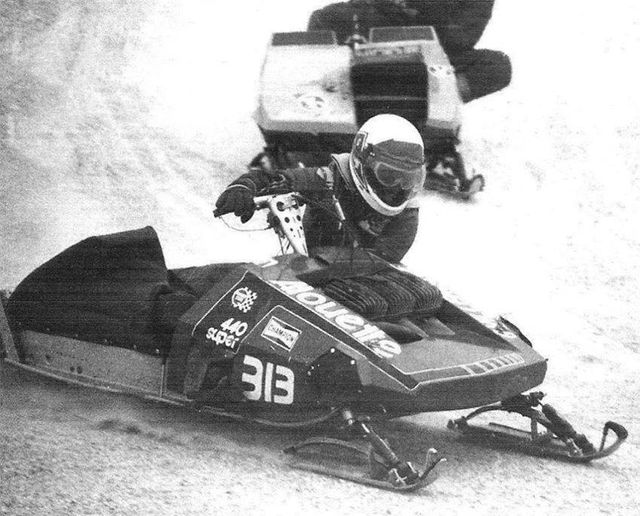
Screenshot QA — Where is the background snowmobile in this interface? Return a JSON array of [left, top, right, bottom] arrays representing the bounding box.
[[0, 194, 626, 491], [253, 25, 484, 198]]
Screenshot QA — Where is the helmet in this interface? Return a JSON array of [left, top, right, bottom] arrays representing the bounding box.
[[349, 114, 425, 216]]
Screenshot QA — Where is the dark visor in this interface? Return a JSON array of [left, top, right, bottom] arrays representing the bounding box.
[[364, 141, 425, 191], [369, 160, 424, 190]]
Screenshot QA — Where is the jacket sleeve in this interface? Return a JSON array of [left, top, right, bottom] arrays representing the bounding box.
[[436, 0, 495, 52], [307, 4, 359, 44], [228, 168, 271, 194], [372, 207, 419, 263], [375, 1, 420, 25], [278, 167, 334, 193], [308, 9, 329, 31], [230, 167, 333, 195], [307, 4, 353, 39]]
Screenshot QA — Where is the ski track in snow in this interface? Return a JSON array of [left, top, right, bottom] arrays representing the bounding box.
[[1, 0, 639, 514]]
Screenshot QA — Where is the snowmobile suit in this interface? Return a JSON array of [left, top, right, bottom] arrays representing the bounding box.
[[407, 0, 511, 102], [307, 0, 419, 44], [220, 154, 420, 263], [308, 0, 511, 102]]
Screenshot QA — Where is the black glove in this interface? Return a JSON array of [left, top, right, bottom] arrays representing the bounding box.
[[215, 184, 255, 223]]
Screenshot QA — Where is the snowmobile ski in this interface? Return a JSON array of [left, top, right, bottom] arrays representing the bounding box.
[[424, 173, 485, 200], [284, 409, 443, 491], [448, 392, 628, 462]]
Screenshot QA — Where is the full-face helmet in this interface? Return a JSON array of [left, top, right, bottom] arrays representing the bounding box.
[[349, 114, 425, 216]]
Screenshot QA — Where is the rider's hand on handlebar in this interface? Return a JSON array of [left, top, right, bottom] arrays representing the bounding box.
[[215, 184, 255, 223]]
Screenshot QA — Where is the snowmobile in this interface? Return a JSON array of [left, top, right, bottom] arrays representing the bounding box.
[[253, 25, 484, 198], [0, 193, 627, 491]]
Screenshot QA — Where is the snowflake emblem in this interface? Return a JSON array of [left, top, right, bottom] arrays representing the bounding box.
[[231, 287, 257, 313]]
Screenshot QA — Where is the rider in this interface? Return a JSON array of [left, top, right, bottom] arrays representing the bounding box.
[[215, 114, 425, 264], [200, 114, 424, 402], [307, 0, 512, 194]]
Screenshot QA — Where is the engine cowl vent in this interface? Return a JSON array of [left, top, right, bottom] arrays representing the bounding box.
[[322, 269, 442, 320]]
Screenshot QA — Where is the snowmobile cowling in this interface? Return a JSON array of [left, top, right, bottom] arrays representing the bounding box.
[[254, 26, 462, 156], [3, 226, 544, 415]]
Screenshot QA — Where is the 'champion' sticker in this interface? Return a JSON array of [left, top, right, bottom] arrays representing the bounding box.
[[261, 316, 301, 351]]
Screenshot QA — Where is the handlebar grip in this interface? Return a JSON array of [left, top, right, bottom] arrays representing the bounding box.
[[213, 195, 279, 219]]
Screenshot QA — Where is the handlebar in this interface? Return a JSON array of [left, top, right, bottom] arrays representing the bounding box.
[[213, 194, 299, 219], [213, 193, 309, 255], [254, 195, 277, 210]]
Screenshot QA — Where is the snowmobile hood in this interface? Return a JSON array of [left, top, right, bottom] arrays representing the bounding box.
[[173, 247, 545, 401], [267, 277, 546, 399]]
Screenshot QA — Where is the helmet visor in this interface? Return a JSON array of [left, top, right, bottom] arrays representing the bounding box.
[[363, 141, 425, 196], [360, 162, 424, 208], [369, 159, 425, 191]]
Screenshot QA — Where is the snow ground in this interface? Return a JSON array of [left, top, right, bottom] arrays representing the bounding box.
[[1, 0, 639, 514]]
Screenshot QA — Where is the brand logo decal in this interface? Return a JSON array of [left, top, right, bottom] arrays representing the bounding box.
[[428, 64, 453, 77], [231, 287, 257, 313], [261, 317, 301, 351], [205, 317, 248, 353], [299, 94, 325, 114], [270, 280, 401, 360]]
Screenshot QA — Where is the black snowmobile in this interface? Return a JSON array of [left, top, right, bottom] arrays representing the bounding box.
[[0, 193, 627, 491], [253, 25, 484, 198]]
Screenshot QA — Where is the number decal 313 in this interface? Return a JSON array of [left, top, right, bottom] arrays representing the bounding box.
[[242, 355, 294, 405]]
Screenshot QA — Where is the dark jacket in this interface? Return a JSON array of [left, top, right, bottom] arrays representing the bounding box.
[[308, 0, 419, 44], [231, 154, 419, 263], [407, 0, 494, 52], [308, 0, 494, 53]]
